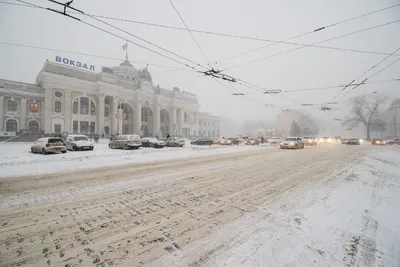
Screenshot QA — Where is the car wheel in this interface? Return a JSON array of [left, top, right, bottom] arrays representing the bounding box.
[[31, 148, 35, 154], [302, 144, 304, 149], [62, 151, 67, 154], [72, 146, 76, 151], [42, 148, 47, 155]]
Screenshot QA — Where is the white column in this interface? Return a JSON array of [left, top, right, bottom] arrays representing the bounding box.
[[64, 91, 71, 133], [170, 107, 176, 136], [178, 108, 184, 137], [118, 108, 123, 134], [111, 97, 118, 135], [153, 103, 160, 137], [20, 98, 27, 130], [44, 88, 52, 133], [133, 101, 142, 134], [0, 96, 4, 132], [98, 94, 105, 134]]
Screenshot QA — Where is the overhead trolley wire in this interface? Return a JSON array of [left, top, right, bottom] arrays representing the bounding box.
[[214, 3, 400, 64], [224, 19, 400, 71], [2, 1, 399, 59], [168, 0, 211, 67]]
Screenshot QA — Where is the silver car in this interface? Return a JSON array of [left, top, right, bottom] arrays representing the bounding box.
[[31, 137, 67, 155], [280, 137, 304, 149]]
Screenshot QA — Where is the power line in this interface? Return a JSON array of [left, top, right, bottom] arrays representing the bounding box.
[[0, 41, 193, 71], [214, 3, 400, 64], [168, 0, 211, 66], [340, 57, 400, 99], [224, 19, 400, 71], [281, 79, 399, 93], [333, 47, 400, 100], [15, 0, 205, 72], [2, 1, 399, 59]]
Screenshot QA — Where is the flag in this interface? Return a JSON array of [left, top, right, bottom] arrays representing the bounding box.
[[122, 42, 128, 51]]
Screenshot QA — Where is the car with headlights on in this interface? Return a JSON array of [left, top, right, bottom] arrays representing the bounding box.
[[244, 137, 259, 145], [109, 134, 142, 149], [141, 137, 166, 148], [65, 134, 94, 151], [319, 136, 333, 144], [371, 138, 387, 146], [31, 137, 67, 155], [280, 137, 304, 149], [303, 136, 317, 146]]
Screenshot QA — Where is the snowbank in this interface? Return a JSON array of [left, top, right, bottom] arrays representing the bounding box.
[[0, 140, 273, 178]]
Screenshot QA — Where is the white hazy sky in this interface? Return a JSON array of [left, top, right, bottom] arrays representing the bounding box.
[[0, 0, 399, 124]]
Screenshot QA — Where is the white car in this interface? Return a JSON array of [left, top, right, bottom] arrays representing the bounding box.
[[65, 134, 94, 151], [280, 137, 304, 149], [31, 137, 67, 155]]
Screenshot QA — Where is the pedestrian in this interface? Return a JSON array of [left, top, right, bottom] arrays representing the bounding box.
[[261, 136, 264, 143], [101, 133, 104, 139], [166, 133, 170, 139]]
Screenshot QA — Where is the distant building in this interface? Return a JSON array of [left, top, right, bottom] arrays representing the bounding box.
[[380, 98, 400, 138], [0, 59, 220, 138]]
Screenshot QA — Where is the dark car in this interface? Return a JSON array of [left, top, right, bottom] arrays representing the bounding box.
[[372, 138, 386, 146], [341, 139, 348, 144], [141, 138, 166, 148], [346, 138, 360, 145], [190, 137, 213, 145], [387, 138, 400, 145]]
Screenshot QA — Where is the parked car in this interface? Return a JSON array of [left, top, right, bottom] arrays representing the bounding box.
[[341, 139, 349, 144], [109, 134, 142, 149], [141, 138, 166, 148], [333, 136, 341, 143], [303, 136, 317, 146], [244, 137, 259, 145], [31, 137, 67, 155], [346, 138, 360, 145], [190, 137, 213, 145], [165, 137, 185, 147], [280, 137, 304, 149], [387, 138, 400, 145], [371, 138, 387, 146], [65, 134, 94, 151]]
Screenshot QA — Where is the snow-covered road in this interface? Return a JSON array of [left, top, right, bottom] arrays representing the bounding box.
[[0, 144, 399, 267], [0, 140, 272, 178]]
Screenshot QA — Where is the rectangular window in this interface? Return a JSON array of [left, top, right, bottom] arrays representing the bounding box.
[[104, 126, 109, 134], [90, 122, 95, 133], [80, 121, 89, 133], [73, 121, 79, 133], [7, 101, 17, 111], [54, 124, 62, 133]]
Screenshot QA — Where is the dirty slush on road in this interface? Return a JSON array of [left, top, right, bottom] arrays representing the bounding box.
[[0, 146, 390, 267]]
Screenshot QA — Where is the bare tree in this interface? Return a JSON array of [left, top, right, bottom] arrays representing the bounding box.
[[343, 95, 387, 140]]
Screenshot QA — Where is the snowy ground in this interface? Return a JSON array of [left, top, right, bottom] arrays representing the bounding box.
[[0, 144, 399, 267], [0, 140, 273, 178]]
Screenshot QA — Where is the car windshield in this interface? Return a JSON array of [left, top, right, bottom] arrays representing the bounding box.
[[285, 138, 297, 141], [74, 136, 88, 141]]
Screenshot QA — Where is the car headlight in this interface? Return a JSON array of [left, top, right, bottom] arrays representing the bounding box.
[[328, 138, 332, 142], [359, 139, 363, 143], [290, 142, 294, 145], [320, 139, 323, 142], [280, 142, 283, 145]]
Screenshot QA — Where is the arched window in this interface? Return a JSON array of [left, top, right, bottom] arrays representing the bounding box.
[[7, 100, 17, 111], [28, 120, 39, 130], [55, 101, 62, 113], [80, 97, 89, 115], [6, 119, 18, 132], [104, 107, 110, 117], [90, 100, 96, 115], [73, 99, 78, 114]]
